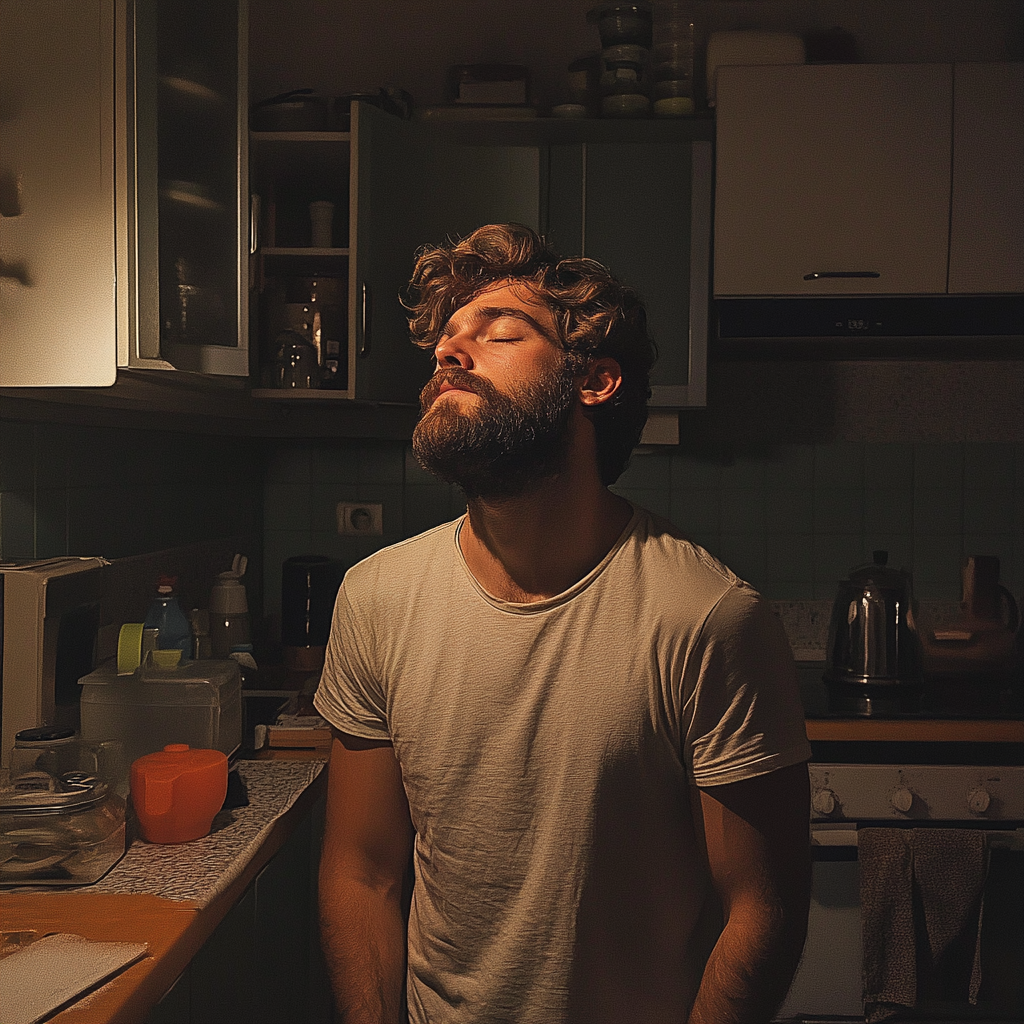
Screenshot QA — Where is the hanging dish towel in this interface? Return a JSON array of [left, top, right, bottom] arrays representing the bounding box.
[[860, 828, 988, 1023]]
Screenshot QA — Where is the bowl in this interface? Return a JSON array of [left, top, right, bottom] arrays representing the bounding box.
[[588, 5, 653, 49]]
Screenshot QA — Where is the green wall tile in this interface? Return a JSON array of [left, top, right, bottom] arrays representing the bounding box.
[[863, 443, 914, 490], [0, 490, 35, 559], [0, 421, 35, 490], [913, 489, 962, 535], [814, 443, 864, 490], [670, 453, 722, 491], [914, 442, 963, 491], [766, 489, 812, 533], [813, 489, 863, 534]]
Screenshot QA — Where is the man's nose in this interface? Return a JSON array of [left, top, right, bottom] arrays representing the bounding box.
[[433, 333, 472, 369]]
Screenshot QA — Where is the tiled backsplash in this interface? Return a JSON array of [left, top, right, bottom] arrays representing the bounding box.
[[3, 418, 1020, 632], [0, 419, 264, 612], [262, 438, 1023, 621]]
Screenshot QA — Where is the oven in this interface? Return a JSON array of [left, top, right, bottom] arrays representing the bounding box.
[[776, 667, 1024, 1023]]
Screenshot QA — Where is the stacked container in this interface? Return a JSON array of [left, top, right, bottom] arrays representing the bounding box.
[[589, 5, 654, 118], [652, 1, 695, 116]]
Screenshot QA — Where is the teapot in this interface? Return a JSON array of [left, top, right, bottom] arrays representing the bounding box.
[[823, 550, 923, 689]]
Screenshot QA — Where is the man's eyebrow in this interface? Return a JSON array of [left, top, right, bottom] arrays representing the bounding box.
[[440, 306, 557, 343]]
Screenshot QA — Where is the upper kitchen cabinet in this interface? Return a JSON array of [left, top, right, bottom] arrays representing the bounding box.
[[546, 131, 712, 407], [949, 62, 1024, 294], [0, 0, 249, 389], [0, 0, 118, 386], [128, 0, 249, 374], [250, 101, 431, 403], [713, 63, 953, 298]]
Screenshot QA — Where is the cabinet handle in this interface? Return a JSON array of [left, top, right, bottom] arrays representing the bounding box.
[[360, 281, 372, 357], [803, 271, 880, 281], [250, 195, 260, 254]]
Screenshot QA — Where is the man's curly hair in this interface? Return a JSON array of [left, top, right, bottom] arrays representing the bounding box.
[[404, 223, 656, 485]]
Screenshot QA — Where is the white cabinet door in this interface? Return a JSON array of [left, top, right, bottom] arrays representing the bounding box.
[[0, 0, 117, 386], [713, 64, 952, 297], [948, 62, 1024, 294]]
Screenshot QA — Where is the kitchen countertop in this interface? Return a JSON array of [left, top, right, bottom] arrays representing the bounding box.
[[0, 757, 327, 1023]]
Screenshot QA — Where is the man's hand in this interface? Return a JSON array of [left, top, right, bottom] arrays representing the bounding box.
[[319, 729, 415, 1024], [688, 761, 811, 1024]]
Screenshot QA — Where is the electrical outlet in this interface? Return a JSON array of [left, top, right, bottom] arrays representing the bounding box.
[[337, 502, 383, 536]]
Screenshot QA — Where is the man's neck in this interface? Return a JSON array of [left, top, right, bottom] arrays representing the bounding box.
[[458, 444, 633, 604]]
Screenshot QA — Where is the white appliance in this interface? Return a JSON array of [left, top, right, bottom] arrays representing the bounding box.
[[0, 558, 107, 767], [779, 761, 1024, 1022]]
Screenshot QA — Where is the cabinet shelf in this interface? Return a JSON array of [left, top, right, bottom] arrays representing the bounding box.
[[250, 131, 351, 143], [251, 388, 356, 400], [260, 246, 350, 257]]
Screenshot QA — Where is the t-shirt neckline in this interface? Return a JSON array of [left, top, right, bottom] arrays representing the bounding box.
[[452, 502, 642, 614]]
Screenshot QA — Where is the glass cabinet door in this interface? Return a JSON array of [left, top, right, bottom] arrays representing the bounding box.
[[127, 0, 248, 374]]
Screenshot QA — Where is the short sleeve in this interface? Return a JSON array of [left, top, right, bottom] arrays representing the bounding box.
[[313, 577, 391, 741], [684, 587, 811, 787]]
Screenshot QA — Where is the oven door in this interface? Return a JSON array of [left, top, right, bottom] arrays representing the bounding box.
[[777, 826, 1024, 1023]]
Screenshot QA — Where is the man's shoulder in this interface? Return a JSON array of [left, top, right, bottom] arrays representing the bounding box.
[[344, 517, 461, 590], [629, 506, 745, 592]]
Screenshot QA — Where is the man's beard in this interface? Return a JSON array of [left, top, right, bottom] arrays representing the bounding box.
[[411, 363, 578, 499]]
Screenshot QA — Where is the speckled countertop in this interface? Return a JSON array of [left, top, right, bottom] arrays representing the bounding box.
[[94, 758, 326, 905], [5, 758, 327, 905]]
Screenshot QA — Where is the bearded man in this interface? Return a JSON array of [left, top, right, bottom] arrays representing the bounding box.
[[314, 223, 811, 1024]]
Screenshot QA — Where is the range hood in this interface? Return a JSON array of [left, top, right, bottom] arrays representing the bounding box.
[[715, 295, 1024, 341]]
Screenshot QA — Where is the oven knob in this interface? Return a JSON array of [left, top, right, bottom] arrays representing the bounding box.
[[890, 786, 914, 813], [812, 788, 837, 815], [967, 787, 991, 814]]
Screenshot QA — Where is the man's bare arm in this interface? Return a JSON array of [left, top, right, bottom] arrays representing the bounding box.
[[319, 729, 415, 1024], [688, 761, 811, 1024]]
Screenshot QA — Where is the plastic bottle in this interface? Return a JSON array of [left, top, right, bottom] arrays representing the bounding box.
[[209, 554, 253, 660], [143, 575, 193, 663]]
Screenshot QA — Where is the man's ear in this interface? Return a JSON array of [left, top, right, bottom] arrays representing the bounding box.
[[578, 357, 623, 407]]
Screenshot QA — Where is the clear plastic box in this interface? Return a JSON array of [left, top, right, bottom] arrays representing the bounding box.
[[79, 658, 242, 767]]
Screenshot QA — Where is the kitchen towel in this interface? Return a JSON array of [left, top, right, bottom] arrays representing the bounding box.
[[860, 828, 988, 1023], [0, 932, 148, 1024]]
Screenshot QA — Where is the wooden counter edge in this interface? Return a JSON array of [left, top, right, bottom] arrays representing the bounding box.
[[805, 718, 1024, 743], [0, 762, 329, 1024]]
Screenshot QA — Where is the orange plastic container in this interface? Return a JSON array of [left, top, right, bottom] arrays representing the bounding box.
[[130, 744, 228, 844]]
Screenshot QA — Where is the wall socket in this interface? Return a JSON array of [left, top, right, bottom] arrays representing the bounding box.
[[337, 502, 383, 536]]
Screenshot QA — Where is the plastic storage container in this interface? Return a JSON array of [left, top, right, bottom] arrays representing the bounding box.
[[209, 554, 252, 659], [0, 770, 126, 885], [652, 0, 694, 116], [130, 744, 228, 844], [10, 726, 128, 797], [143, 576, 193, 662], [78, 658, 242, 768]]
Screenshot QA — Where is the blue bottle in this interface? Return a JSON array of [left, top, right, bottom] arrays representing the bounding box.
[[143, 576, 193, 663]]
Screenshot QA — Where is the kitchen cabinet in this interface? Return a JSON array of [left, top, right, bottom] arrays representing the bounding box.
[[546, 135, 711, 407], [414, 118, 711, 411], [250, 102, 432, 403], [713, 63, 954, 298], [949, 62, 1024, 294], [128, 0, 250, 375], [0, 0, 249, 390], [0, 0, 118, 386], [251, 115, 711, 412], [147, 792, 331, 1024]]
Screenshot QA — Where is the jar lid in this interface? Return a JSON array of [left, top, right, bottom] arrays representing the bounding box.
[[1, 771, 111, 814], [14, 726, 76, 746]]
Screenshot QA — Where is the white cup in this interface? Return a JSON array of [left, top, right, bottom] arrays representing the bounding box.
[[309, 200, 334, 247]]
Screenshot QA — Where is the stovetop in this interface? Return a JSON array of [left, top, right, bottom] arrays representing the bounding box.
[[797, 663, 1024, 722]]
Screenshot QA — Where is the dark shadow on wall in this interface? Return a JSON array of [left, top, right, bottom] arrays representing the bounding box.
[[676, 359, 1024, 465]]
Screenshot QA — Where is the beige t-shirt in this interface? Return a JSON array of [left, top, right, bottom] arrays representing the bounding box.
[[314, 505, 810, 1024]]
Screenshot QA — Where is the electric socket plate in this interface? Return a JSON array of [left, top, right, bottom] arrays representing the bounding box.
[[337, 502, 383, 535]]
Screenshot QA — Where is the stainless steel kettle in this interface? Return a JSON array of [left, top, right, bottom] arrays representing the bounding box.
[[823, 550, 923, 688]]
